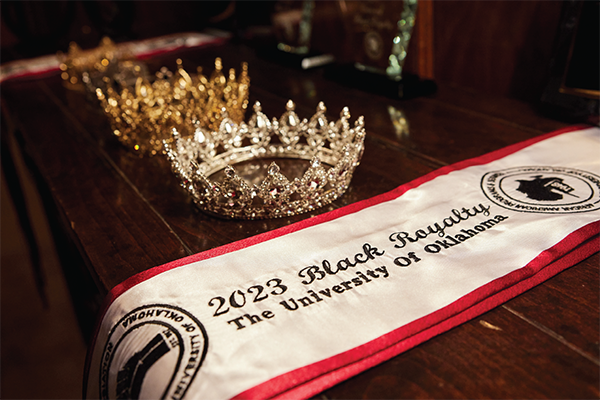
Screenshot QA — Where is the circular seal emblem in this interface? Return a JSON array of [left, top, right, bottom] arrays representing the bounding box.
[[99, 304, 208, 400], [481, 166, 600, 214], [364, 31, 384, 61]]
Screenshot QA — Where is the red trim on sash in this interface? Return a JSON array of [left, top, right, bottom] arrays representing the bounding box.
[[233, 223, 599, 399], [84, 125, 598, 398], [105, 124, 589, 304]]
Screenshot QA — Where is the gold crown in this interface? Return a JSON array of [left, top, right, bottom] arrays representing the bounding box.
[[57, 36, 143, 92], [163, 100, 366, 219], [58, 37, 120, 86], [95, 58, 250, 156]]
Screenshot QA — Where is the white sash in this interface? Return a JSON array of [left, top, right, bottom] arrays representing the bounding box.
[[85, 126, 600, 399]]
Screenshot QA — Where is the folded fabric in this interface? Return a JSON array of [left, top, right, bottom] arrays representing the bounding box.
[[84, 126, 600, 399]]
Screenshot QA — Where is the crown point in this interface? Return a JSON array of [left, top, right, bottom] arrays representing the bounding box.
[[100, 36, 113, 46], [268, 162, 280, 175], [317, 102, 326, 112], [311, 156, 321, 168], [341, 107, 351, 119], [253, 101, 262, 112], [355, 115, 365, 129], [215, 58, 223, 70], [69, 41, 81, 53], [286, 100, 295, 111], [194, 129, 206, 143], [224, 165, 236, 177], [220, 107, 230, 119]]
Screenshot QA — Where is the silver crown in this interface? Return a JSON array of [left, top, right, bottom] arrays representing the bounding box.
[[164, 100, 366, 219]]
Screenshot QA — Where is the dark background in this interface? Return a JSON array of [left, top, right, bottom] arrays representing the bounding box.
[[0, 1, 597, 399], [1, 0, 589, 103]]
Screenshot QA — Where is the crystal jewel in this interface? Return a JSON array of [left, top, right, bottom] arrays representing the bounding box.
[[164, 100, 366, 219]]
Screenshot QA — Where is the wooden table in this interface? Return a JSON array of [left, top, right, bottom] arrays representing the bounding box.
[[2, 40, 598, 399]]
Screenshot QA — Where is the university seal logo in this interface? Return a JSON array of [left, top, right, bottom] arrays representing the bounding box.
[[99, 304, 208, 400], [481, 166, 600, 214]]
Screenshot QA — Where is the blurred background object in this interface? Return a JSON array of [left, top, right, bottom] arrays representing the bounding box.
[[541, 0, 599, 124], [272, 0, 314, 55], [310, 1, 423, 73], [312, 0, 428, 99], [3, 0, 593, 107], [1, 1, 598, 398]]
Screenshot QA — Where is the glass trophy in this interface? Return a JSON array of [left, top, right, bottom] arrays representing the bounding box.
[[272, 0, 315, 55], [347, 0, 418, 81], [322, 0, 432, 99]]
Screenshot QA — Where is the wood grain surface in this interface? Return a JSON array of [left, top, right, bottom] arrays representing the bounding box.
[[1, 40, 597, 399]]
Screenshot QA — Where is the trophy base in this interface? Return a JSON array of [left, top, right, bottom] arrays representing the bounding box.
[[257, 47, 335, 70], [324, 64, 437, 99]]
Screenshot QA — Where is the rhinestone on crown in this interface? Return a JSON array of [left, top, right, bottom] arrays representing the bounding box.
[[95, 58, 250, 156], [164, 100, 366, 219]]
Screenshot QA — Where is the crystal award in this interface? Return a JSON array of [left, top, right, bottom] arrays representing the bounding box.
[[346, 0, 418, 81]]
